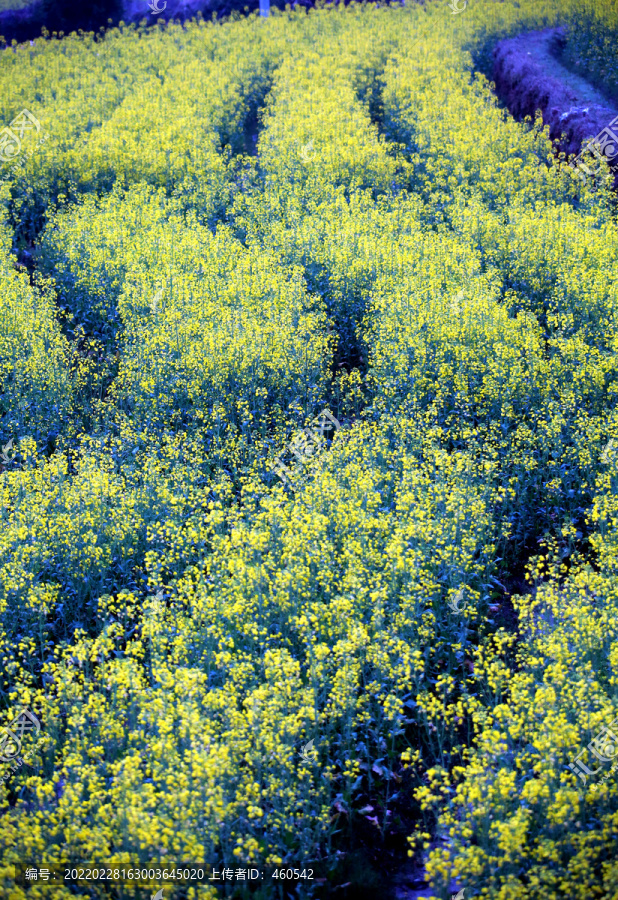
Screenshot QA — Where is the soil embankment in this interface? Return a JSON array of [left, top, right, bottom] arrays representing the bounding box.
[[492, 27, 618, 182]]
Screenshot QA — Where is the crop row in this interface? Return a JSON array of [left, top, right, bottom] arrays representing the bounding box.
[[1, 2, 618, 898]]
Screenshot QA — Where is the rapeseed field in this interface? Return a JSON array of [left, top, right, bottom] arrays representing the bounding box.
[[1, 0, 618, 897]]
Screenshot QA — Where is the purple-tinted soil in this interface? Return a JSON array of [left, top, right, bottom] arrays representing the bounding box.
[[492, 28, 618, 182], [0, 2, 42, 43]]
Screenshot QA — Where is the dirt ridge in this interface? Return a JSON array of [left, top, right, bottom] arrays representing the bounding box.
[[492, 27, 618, 180]]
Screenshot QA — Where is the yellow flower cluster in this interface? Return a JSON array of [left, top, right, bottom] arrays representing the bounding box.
[[0, 222, 74, 445], [0, 1, 617, 898]]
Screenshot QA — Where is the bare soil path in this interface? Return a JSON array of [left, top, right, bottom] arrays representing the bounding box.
[[511, 28, 611, 107], [492, 27, 618, 168]]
